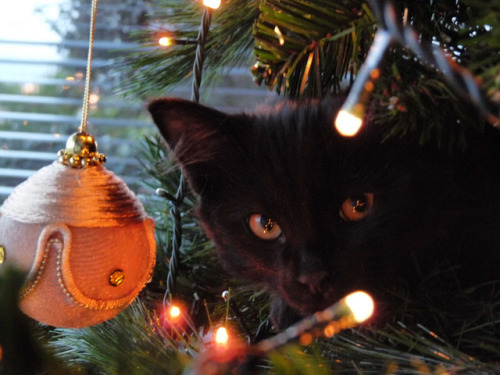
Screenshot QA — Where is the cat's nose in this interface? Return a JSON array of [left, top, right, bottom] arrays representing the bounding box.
[[298, 271, 328, 293]]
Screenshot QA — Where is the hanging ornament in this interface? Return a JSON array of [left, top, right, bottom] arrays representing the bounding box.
[[0, 0, 156, 328]]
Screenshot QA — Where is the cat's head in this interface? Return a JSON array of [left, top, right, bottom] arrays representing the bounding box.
[[149, 97, 455, 326]]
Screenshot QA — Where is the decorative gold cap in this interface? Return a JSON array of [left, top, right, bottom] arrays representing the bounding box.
[[57, 132, 106, 168]]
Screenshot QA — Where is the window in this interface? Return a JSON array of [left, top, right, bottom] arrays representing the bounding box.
[[0, 0, 271, 203]]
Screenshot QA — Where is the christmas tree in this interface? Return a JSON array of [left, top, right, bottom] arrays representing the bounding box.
[[1, 0, 500, 373]]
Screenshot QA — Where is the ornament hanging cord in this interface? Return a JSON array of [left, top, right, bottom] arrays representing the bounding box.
[[80, 0, 99, 133], [56, 0, 105, 168], [158, 6, 214, 308]]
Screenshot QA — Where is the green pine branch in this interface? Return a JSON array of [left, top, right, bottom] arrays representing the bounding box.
[[41, 135, 500, 374], [121, 0, 260, 99], [252, 0, 374, 98], [459, 0, 500, 106], [50, 301, 190, 375], [2, 1, 498, 373], [1, 135, 497, 373], [369, 57, 485, 151], [121, 0, 500, 148]]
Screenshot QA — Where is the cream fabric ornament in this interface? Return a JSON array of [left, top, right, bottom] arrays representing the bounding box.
[[0, 133, 156, 328]]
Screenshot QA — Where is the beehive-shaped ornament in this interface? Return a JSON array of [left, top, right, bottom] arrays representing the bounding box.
[[0, 132, 156, 328]]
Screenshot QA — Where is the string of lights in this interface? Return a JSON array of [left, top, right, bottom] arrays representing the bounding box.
[[336, 0, 500, 137], [156, 0, 220, 309]]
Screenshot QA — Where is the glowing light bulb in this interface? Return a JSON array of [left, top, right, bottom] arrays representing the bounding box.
[[299, 333, 313, 346], [203, 0, 221, 9], [89, 92, 100, 105], [62, 76, 75, 90], [169, 305, 181, 319], [159, 37, 173, 47], [21, 82, 39, 95], [215, 327, 229, 345], [345, 291, 374, 323], [335, 109, 363, 137], [323, 323, 336, 338], [274, 26, 285, 45]]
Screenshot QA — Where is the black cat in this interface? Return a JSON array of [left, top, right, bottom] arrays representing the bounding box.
[[149, 97, 500, 330]]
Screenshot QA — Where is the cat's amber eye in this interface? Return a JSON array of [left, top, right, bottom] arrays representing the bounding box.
[[339, 193, 374, 222], [248, 214, 282, 240]]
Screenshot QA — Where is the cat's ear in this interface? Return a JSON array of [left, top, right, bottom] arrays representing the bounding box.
[[148, 98, 230, 195], [148, 98, 227, 150]]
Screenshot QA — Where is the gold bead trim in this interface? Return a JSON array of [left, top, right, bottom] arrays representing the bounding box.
[[109, 269, 125, 286], [57, 149, 106, 169], [20, 240, 54, 298], [20, 224, 155, 312], [20, 237, 124, 311], [0, 245, 5, 264]]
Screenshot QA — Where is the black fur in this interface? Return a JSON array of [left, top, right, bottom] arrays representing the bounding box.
[[149, 97, 500, 330]]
